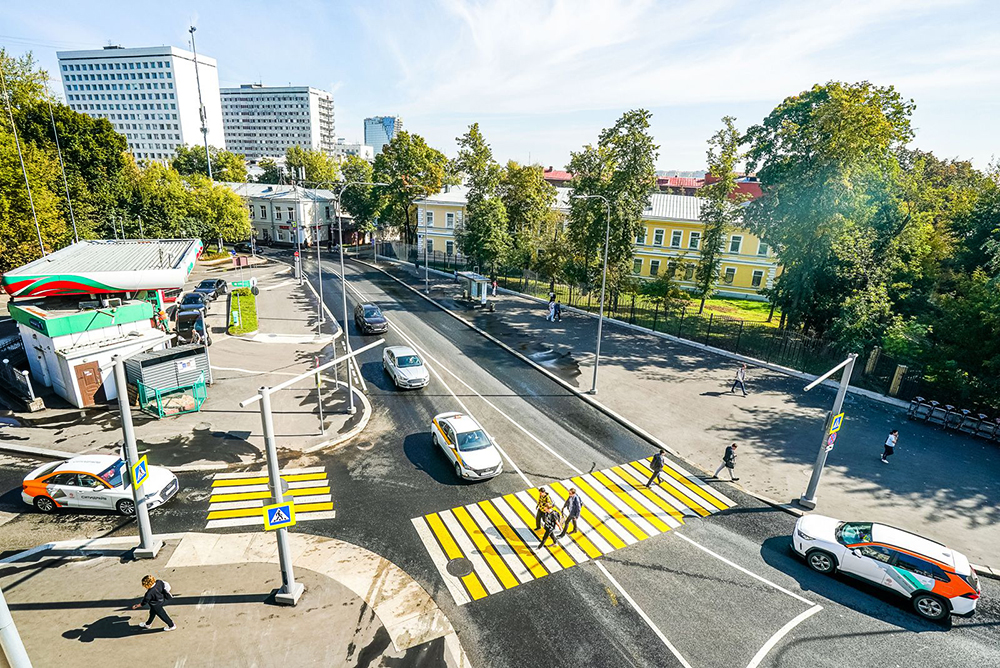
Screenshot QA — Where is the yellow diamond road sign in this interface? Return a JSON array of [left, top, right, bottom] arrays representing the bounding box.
[[829, 413, 845, 434]]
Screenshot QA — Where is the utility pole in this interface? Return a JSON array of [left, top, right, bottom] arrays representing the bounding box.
[[0, 66, 44, 257], [314, 188, 325, 335], [423, 208, 429, 293], [798, 353, 858, 509], [47, 99, 78, 244], [294, 184, 303, 285], [112, 356, 162, 558], [188, 26, 213, 180], [572, 194, 611, 394], [334, 189, 355, 415]]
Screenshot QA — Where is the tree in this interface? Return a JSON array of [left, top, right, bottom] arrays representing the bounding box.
[[454, 124, 509, 271], [567, 109, 658, 291], [338, 154, 381, 231], [255, 157, 282, 184], [0, 130, 65, 271], [640, 268, 687, 314], [186, 174, 252, 244], [499, 161, 557, 272], [171, 144, 247, 182], [693, 117, 747, 313], [372, 131, 449, 243], [743, 81, 915, 334], [285, 146, 338, 185]]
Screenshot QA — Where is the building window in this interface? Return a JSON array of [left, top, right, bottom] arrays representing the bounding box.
[[425, 211, 434, 227], [723, 267, 736, 284], [633, 258, 643, 274], [446, 240, 454, 255], [653, 229, 664, 246], [752, 270, 764, 288], [729, 235, 743, 254], [426, 239, 434, 253], [446, 212, 455, 228], [688, 231, 701, 249], [276, 209, 282, 220], [248, 204, 254, 219], [635, 227, 646, 244], [649, 259, 660, 276], [325, 206, 331, 220], [670, 230, 682, 248], [259, 205, 267, 219], [757, 241, 769, 256]]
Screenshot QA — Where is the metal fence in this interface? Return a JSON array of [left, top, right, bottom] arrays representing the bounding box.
[[0, 337, 35, 401], [138, 371, 207, 418]]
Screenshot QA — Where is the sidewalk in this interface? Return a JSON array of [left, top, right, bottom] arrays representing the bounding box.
[[0, 531, 466, 667], [371, 257, 1000, 570], [0, 259, 368, 470]]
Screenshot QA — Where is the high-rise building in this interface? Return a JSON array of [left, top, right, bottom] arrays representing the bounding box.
[[220, 84, 335, 162], [364, 116, 402, 155], [56, 45, 224, 162]]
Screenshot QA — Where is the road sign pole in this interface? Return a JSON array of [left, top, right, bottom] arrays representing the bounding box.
[[112, 356, 162, 559], [315, 356, 325, 435], [799, 353, 857, 509], [0, 581, 31, 668], [257, 387, 303, 605]]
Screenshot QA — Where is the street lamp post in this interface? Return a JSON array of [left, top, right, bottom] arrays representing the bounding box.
[[188, 26, 212, 181], [572, 194, 611, 394]]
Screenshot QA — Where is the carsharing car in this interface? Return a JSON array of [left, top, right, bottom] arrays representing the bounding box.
[[792, 515, 981, 621], [22, 455, 179, 516], [431, 412, 503, 480], [382, 345, 430, 389]]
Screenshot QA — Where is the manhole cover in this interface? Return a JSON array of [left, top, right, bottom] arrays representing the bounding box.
[[446, 557, 473, 577]]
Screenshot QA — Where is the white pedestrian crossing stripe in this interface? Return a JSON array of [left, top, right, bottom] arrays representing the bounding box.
[[205, 467, 335, 529], [412, 456, 735, 605]]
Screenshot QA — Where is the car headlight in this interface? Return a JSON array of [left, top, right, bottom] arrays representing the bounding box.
[[796, 527, 816, 541]]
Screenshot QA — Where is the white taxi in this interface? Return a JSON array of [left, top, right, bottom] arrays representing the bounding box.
[[431, 412, 503, 480], [22, 455, 179, 516]]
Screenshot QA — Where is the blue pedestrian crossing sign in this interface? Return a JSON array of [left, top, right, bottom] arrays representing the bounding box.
[[829, 413, 845, 434], [131, 455, 149, 489], [262, 502, 296, 530]]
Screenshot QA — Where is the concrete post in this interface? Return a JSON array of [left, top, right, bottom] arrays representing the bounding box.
[[0, 583, 31, 668]]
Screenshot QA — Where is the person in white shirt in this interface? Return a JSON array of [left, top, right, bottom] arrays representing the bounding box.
[[730, 364, 748, 396], [881, 429, 898, 464]]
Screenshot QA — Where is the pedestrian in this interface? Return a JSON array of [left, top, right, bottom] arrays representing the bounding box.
[[491, 278, 498, 297], [881, 429, 898, 464], [713, 443, 739, 481], [554, 300, 562, 322], [546, 299, 556, 322], [559, 488, 583, 536], [645, 449, 666, 487], [131, 574, 176, 631], [534, 488, 553, 530], [730, 364, 748, 396], [538, 507, 563, 548]]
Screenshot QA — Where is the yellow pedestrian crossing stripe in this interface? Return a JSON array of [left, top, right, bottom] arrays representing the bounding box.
[[205, 467, 335, 529], [412, 456, 734, 605]]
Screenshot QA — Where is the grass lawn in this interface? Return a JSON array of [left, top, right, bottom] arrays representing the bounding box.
[[689, 297, 780, 325], [229, 288, 258, 335]]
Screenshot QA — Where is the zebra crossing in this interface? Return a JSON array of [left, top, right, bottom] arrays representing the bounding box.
[[412, 456, 735, 605], [205, 466, 336, 529]]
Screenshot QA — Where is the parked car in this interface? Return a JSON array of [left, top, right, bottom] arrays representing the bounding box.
[[176, 292, 209, 316], [792, 515, 981, 621], [234, 242, 254, 254], [175, 310, 212, 346], [382, 345, 430, 389], [354, 303, 388, 334], [193, 278, 229, 300], [431, 412, 503, 481], [22, 455, 179, 516]]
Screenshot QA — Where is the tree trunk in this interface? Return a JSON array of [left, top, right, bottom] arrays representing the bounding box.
[[778, 310, 787, 331], [699, 296, 706, 314], [767, 300, 776, 323]]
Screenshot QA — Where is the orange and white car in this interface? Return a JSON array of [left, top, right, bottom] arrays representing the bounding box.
[[22, 455, 179, 516], [792, 515, 981, 620], [431, 412, 503, 481]]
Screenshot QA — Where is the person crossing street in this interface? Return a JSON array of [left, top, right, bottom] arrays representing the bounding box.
[[538, 506, 562, 548], [535, 488, 553, 530], [881, 429, 899, 464], [645, 449, 666, 487], [558, 488, 583, 536]]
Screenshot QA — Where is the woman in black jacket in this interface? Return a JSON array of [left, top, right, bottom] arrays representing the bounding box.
[[132, 575, 176, 630]]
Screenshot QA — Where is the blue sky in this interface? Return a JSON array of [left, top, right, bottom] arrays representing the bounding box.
[[4, 0, 999, 172]]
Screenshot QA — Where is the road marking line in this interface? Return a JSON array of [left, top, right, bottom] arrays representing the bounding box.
[[207, 501, 334, 520], [476, 499, 549, 579], [211, 467, 326, 479], [628, 461, 709, 517], [205, 479, 327, 496], [210, 365, 300, 377], [596, 561, 694, 668], [649, 457, 731, 512], [208, 486, 331, 503], [584, 472, 664, 536], [208, 494, 332, 512], [492, 495, 564, 575], [568, 477, 647, 543], [657, 457, 736, 508], [412, 517, 471, 606], [431, 511, 493, 599], [211, 472, 327, 487], [592, 470, 676, 533], [453, 505, 522, 589], [745, 605, 822, 668], [603, 467, 685, 528], [514, 490, 577, 568], [544, 483, 605, 558]]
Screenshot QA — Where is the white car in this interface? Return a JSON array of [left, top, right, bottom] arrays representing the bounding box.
[[22, 455, 179, 516], [792, 515, 981, 620], [431, 412, 503, 480], [383, 345, 430, 389]]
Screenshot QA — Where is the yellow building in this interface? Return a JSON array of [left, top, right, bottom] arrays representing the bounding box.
[[414, 186, 779, 301]]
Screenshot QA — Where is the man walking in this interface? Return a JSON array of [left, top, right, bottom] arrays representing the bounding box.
[[538, 507, 562, 548], [546, 299, 556, 322], [881, 429, 898, 464], [535, 488, 553, 530], [132, 574, 176, 631], [554, 300, 562, 322], [559, 488, 583, 536], [731, 364, 748, 396], [645, 449, 666, 487], [713, 443, 739, 481], [491, 278, 498, 297]]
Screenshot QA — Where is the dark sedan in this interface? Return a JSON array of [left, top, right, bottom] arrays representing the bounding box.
[[354, 303, 388, 334], [193, 278, 228, 301], [176, 292, 209, 317], [234, 242, 254, 254]]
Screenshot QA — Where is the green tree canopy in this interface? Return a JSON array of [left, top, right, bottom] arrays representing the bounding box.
[[171, 144, 247, 182], [372, 131, 449, 243], [286, 145, 338, 186], [454, 124, 509, 271], [255, 157, 282, 184], [338, 154, 382, 232], [499, 161, 556, 270]]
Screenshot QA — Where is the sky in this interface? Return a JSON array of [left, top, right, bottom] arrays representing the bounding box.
[[4, 0, 999, 172]]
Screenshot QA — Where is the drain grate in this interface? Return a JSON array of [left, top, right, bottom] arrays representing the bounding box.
[[446, 557, 473, 577]]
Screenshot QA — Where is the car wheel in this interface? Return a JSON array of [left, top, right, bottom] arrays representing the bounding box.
[[912, 593, 948, 621], [454, 462, 464, 480], [33, 496, 56, 514], [116, 499, 137, 516], [806, 550, 837, 574]]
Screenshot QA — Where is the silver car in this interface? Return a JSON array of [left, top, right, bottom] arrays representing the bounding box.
[[382, 345, 430, 389]]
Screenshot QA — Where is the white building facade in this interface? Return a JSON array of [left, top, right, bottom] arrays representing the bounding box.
[[364, 116, 402, 155], [56, 45, 224, 162], [330, 137, 374, 162], [221, 182, 351, 247], [220, 84, 335, 162]]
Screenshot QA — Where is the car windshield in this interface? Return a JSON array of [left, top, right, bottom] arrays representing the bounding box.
[[364, 307, 382, 318], [197, 280, 215, 288], [397, 355, 421, 368], [96, 459, 126, 487], [456, 429, 491, 452], [182, 294, 203, 304], [835, 521, 873, 545], [176, 318, 203, 332]]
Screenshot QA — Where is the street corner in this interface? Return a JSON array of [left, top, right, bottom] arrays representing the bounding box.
[[0, 533, 466, 668]]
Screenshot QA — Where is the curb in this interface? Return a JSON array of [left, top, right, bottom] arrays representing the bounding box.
[[361, 257, 1000, 582], [0, 442, 78, 460], [304, 380, 372, 453]]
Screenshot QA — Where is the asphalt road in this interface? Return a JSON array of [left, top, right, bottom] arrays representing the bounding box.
[[0, 248, 997, 668]]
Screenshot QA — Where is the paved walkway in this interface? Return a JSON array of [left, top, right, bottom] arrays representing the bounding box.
[[0, 531, 466, 667], [371, 258, 1000, 570]]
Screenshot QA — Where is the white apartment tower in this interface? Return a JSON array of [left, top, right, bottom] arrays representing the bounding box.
[[221, 84, 335, 162], [56, 45, 224, 162], [364, 116, 402, 155]]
